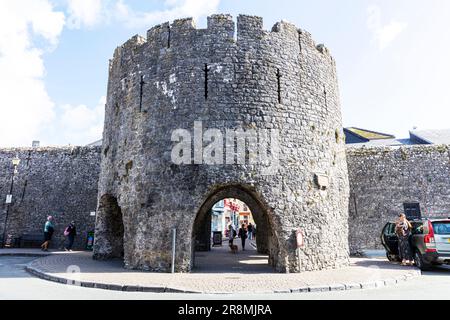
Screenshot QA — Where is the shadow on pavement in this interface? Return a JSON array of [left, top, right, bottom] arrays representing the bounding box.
[[351, 258, 418, 271], [192, 240, 275, 274], [421, 265, 450, 276]]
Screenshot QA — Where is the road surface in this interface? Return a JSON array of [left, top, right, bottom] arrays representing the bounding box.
[[0, 256, 449, 300]]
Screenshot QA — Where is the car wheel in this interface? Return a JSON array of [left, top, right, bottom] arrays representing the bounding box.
[[414, 251, 432, 271]]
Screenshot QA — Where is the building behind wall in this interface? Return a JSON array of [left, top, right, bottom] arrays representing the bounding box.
[[211, 198, 256, 238]]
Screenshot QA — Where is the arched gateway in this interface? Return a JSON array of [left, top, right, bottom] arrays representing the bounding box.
[[192, 185, 279, 270], [93, 14, 350, 273]]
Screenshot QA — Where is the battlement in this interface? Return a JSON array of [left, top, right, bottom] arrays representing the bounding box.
[[146, 22, 170, 47], [113, 14, 333, 58], [236, 14, 264, 39], [271, 20, 298, 35]]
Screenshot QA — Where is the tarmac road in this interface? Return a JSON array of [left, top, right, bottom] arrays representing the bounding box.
[[0, 256, 449, 300]]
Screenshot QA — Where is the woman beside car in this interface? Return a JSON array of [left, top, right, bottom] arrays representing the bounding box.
[[396, 213, 414, 266]]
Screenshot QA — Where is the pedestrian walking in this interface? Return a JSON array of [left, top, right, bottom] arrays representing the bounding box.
[[64, 221, 77, 251], [396, 213, 413, 266], [40, 216, 54, 251], [247, 223, 253, 240], [228, 222, 235, 245], [238, 224, 248, 251]]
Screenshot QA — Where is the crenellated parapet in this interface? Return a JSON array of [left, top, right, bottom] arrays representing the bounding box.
[[112, 14, 335, 62]]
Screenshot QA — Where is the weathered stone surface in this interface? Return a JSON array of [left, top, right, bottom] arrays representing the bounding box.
[[347, 145, 450, 253], [3, 142, 448, 259], [93, 14, 350, 273], [0, 147, 100, 250]]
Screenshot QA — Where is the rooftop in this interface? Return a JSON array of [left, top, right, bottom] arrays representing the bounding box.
[[409, 129, 450, 145], [345, 127, 395, 141], [345, 127, 450, 147]]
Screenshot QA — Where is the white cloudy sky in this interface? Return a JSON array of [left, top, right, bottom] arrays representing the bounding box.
[[0, 0, 449, 147]]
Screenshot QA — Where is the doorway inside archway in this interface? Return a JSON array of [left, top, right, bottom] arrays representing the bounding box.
[[191, 186, 278, 273]]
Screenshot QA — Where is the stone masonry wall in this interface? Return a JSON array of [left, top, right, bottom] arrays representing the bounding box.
[[94, 14, 350, 273], [0, 147, 101, 250], [347, 145, 450, 253]]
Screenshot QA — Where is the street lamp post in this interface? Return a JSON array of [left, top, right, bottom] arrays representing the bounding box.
[[2, 157, 20, 248]]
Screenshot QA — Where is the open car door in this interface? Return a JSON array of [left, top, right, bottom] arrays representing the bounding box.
[[381, 222, 399, 258]]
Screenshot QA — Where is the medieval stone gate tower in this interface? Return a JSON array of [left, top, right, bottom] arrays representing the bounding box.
[[93, 14, 350, 273]]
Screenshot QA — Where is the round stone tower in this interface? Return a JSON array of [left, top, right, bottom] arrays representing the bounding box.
[[93, 14, 350, 273]]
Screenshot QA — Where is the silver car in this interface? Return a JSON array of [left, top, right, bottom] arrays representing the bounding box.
[[382, 218, 450, 270]]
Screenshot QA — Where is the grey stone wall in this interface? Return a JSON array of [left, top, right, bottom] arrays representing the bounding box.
[[347, 145, 450, 253], [94, 14, 350, 273], [0, 147, 100, 250]]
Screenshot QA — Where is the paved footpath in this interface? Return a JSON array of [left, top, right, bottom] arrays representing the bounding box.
[[0, 244, 421, 294]]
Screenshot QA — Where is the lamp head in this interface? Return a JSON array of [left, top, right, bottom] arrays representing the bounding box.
[[12, 158, 20, 166]]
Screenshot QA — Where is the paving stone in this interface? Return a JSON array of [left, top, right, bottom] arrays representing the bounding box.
[[360, 282, 377, 289], [330, 284, 345, 291], [308, 285, 330, 292], [344, 283, 362, 290], [290, 287, 309, 293], [383, 278, 397, 286]]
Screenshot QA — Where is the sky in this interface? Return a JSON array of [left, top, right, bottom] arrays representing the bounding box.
[[0, 0, 449, 147]]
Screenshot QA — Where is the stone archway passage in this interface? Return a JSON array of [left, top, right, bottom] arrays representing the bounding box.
[[191, 185, 279, 272], [93, 194, 124, 260]]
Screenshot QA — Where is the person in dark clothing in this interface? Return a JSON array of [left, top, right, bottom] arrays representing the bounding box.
[[41, 216, 54, 251], [228, 222, 235, 246], [238, 224, 248, 251], [396, 213, 413, 266], [247, 223, 253, 240], [64, 221, 77, 251]]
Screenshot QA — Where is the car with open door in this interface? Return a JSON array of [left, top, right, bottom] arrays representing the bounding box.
[[381, 218, 450, 270]]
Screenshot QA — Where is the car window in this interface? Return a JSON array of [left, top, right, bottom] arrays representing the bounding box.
[[432, 222, 450, 235], [411, 222, 424, 235], [384, 223, 395, 235]]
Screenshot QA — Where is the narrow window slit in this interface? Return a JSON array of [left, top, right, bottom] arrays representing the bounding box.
[[276, 68, 282, 104], [167, 25, 171, 48], [139, 75, 145, 112], [203, 64, 210, 100]]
